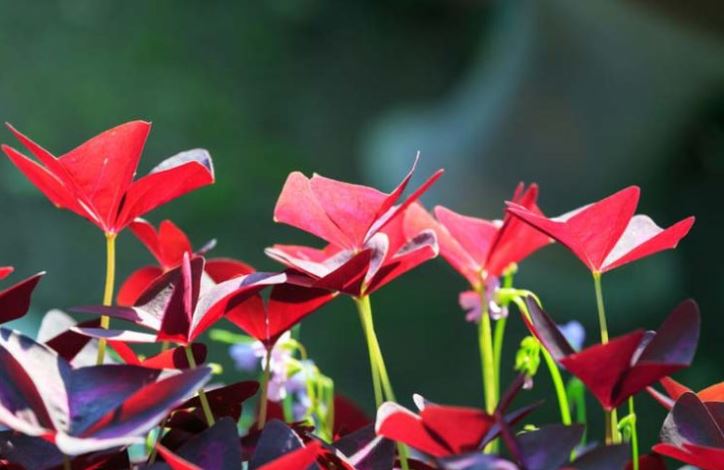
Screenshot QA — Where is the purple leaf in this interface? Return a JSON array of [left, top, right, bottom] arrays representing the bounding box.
[[149, 417, 240, 470]]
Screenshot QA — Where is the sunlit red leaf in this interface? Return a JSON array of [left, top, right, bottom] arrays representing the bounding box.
[[507, 186, 694, 273], [3, 122, 214, 234], [226, 283, 334, 349], [375, 402, 494, 458], [274, 157, 442, 251]]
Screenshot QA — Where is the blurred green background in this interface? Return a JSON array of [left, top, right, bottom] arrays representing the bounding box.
[[1, 0, 722, 458]]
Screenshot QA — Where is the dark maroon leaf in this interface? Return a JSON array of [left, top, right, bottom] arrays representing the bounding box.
[[516, 424, 584, 470], [149, 418, 240, 470], [660, 392, 724, 448], [436, 452, 518, 470], [523, 297, 575, 360], [45, 318, 101, 363], [249, 420, 320, 470], [177, 380, 259, 422], [0, 273, 44, 324], [567, 444, 629, 470], [0, 433, 64, 470]]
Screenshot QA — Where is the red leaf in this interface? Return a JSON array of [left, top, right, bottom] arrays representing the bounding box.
[[116, 265, 163, 307], [507, 186, 694, 273], [375, 402, 455, 458], [3, 122, 213, 234], [0, 272, 44, 324], [116, 150, 214, 230], [205, 258, 255, 282]]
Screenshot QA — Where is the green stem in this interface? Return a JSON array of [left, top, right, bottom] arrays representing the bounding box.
[[184, 346, 215, 427], [63, 456, 71, 470], [257, 350, 272, 429], [147, 417, 169, 464], [513, 297, 572, 426], [629, 397, 639, 470], [282, 394, 294, 423], [493, 316, 507, 398], [477, 287, 498, 453], [96, 233, 117, 365], [478, 289, 497, 413], [593, 273, 619, 444], [353, 296, 408, 470], [592, 273, 609, 343], [541, 348, 572, 425], [356, 297, 383, 407]]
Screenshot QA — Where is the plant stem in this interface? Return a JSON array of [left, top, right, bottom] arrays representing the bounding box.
[[257, 350, 272, 430], [592, 273, 609, 344], [353, 296, 408, 470], [513, 297, 572, 426], [147, 417, 168, 464], [493, 316, 507, 398], [478, 288, 497, 413], [63, 456, 71, 470], [592, 273, 619, 444], [477, 287, 498, 453], [356, 297, 383, 407], [628, 397, 639, 470], [184, 346, 215, 427], [96, 233, 117, 365], [541, 348, 572, 425]]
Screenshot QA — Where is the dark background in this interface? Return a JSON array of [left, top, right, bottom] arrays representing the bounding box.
[[1, 0, 722, 458]]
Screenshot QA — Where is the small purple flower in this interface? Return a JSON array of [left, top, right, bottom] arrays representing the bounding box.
[[459, 277, 508, 323], [557, 321, 586, 352], [229, 341, 264, 372]]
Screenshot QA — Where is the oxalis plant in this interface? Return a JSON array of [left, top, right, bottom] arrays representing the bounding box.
[[0, 120, 720, 470]]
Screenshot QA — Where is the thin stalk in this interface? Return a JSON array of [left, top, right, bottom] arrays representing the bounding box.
[[96, 233, 117, 365], [354, 295, 408, 470], [257, 350, 272, 429], [494, 268, 515, 386], [147, 417, 169, 465], [492, 316, 507, 396], [63, 456, 71, 470], [184, 346, 215, 427], [513, 297, 572, 426], [628, 397, 639, 470], [356, 298, 383, 407], [478, 286, 498, 453], [541, 349, 572, 425], [364, 308, 396, 402], [593, 273, 619, 444], [478, 288, 497, 414], [592, 273, 609, 343], [282, 394, 294, 423]]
